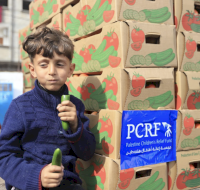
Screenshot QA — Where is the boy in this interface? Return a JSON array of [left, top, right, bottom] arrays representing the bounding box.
[[0, 26, 96, 190]]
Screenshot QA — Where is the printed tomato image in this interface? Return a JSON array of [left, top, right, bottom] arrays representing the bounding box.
[[60, 0, 65, 5], [131, 27, 145, 51], [79, 48, 92, 63], [52, 21, 59, 30], [99, 116, 113, 138], [92, 160, 106, 184], [184, 114, 194, 129], [64, 12, 71, 28], [103, 74, 118, 95], [37, 4, 44, 16], [186, 38, 196, 52], [125, 0, 136, 5], [53, 4, 58, 13], [108, 55, 121, 68], [175, 94, 181, 110], [103, 31, 119, 51], [182, 11, 195, 31], [185, 51, 194, 59], [76, 5, 91, 25], [187, 91, 200, 109], [183, 128, 192, 136], [102, 140, 114, 154], [103, 10, 114, 22], [107, 99, 119, 110], [99, 0, 112, 7], [75, 160, 84, 174], [131, 73, 145, 97], [120, 168, 134, 182], [168, 175, 172, 190], [77, 83, 95, 101], [118, 179, 131, 189]]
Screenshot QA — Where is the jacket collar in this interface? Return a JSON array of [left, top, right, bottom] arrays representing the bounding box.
[[33, 79, 69, 109]]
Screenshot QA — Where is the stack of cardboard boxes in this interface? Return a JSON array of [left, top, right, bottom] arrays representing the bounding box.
[[18, 0, 200, 189], [169, 0, 200, 190]]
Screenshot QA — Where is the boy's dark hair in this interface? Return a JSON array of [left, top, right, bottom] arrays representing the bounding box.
[[22, 26, 74, 63]]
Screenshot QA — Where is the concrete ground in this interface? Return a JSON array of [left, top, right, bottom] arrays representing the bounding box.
[[0, 178, 6, 190]]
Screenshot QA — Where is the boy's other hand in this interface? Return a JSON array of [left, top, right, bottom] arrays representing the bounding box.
[[57, 100, 78, 133], [41, 163, 64, 188]]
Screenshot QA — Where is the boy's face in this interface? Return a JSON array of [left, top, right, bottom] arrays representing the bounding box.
[[29, 52, 75, 91]]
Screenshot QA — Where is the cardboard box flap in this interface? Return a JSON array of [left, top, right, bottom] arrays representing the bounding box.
[[125, 21, 177, 68], [184, 71, 200, 90]]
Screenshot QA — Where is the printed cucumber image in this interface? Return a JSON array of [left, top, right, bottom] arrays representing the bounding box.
[[66, 74, 119, 111], [136, 171, 165, 190], [64, 0, 115, 37], [176, 168, 200, 189], [130, 48, 175, 66], [183, 61, 200, 72], [90, 115, 114, 154], [72, 30, 121, 72], [181, 137, 199, 149], [128, 91, 173, 110], [123, 7, 171, 23], [76, 159, 106, 190], [30, 0, 59, 28]]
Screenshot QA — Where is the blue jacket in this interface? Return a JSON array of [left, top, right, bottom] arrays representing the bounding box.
[[0, 80, 96, 190]]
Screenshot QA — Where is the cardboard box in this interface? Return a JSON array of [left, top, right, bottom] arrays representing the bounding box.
[[18, 25, 32, 45], [119, 0, 174, 26], [24, 73, 35, 88], [24, 88, 32, 93], [46, 13, 62, 31], [172, 150, 200, 190], [168, 161, 176, 190], [20, 45, 29, 60], [29, 0, 61, 30], [67, 68, 175, 112], [21, 58, 31, 74], [72, 21, 177, 74], [176, 71, 200, 110], [59, 0, 78, 10], [174, 0, 182, 31], [75, 154, 168, 190], [178, 0, 200, 33], [177, 31, 200, 72], [176, 110, 200, 152], [85, 110, 121, 159]]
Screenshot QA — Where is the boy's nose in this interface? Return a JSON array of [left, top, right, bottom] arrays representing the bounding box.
[[48, 64, 56, 75]]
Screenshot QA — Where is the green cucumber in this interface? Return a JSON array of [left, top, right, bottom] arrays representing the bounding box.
[[90, 122, 101, 134], [150, 91, 171, 105], [91, 90, 114, 103], [82, 175, 101, 187], [134, 55, 141, 64], [142, 9, 151, 19], [191, 62, 196, 71], [69, 83, 81, 99], [148, 53, 157, 63], [191, 23, 200, 33], [93, 1, 109, 21], [141, 178, 163, 190], [185, 178, 200, 187], [148, 12, 171, 23], [95, 4, 111, 26], [92, 46, 114, 61], [155, 48, 173, 61], [52, 148, 62, 166], [67, 22, 80, 31], [156, 181, 165, 190], [139, 11, 146, 22], [61, 95, 70, 131], [94, 131, 109, 144], [149, 7, 169, 18], [151, 94, 173, 109], [144, 55, 152, 66], [92, 39, 107, 57], [143, 99, 150, 109], [70, 14, 80, 25], [79, 165, 94, 177], [139, 55, 145, 65], [83, 20, 96, 33], [154, 53, 175, 66], [123, 9, 130, 20], [195, 136, 200, 145], [87, 0, 101, 20], [194, 138, 199, 147], [90, 82, 106, 96], [78, 25, 88, 36]]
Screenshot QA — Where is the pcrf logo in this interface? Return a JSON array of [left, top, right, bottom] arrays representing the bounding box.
[[126, 122, 172, 139]]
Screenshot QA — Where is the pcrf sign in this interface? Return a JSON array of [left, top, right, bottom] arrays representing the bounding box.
[[120, 110, 177, 169], [126, 122, 172, 139]]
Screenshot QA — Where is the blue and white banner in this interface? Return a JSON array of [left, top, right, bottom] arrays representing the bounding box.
[[120, 110, 177, 169]]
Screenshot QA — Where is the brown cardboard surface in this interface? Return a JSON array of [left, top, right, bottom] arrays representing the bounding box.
[[18, 25, 32, 45], [24, 88, 32, 93], [177, 31, 200, 72], [20, 45, 29, 60], [62, 0, 121, 40], [67, 68, 175, 112], [119, 0, 174, 25], [178, 0, 200, 33], [168, 161, 176, 190], [75, 153, 167, 190], [72, 21, 177, 74], [174, 0, 182, 31], [176, 110, 200, 151], [21, 58, 31, 74], [173, 150, 200, 190], [46, 13, 62, 31], [85, 110, 122, 159], [29, 0, 61, 30], [176, 71, 200, 110]]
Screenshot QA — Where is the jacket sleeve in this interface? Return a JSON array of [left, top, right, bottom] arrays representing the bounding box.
[[0, 100, 45, 190], [62, 97, 96, 161]]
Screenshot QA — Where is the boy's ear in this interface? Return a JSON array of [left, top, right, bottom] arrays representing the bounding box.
[[68, 63, 75, 78], [29, 63, 37, 78]]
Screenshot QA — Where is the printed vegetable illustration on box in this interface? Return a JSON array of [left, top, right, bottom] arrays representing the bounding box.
[[185, 38, 196, 59], [128, 90, 173, 110], [22, 61, 30, 73], [72, 30, 120, 72], [19, 28, 31, 44], [183, 114, 194, 136], [52, 20, 60, 30], [90, 115, 114, 154], [131, 27, 145, 51], [130, 49, 175, 66], [20, 47, 28, 60], [30, 0, 59, 28], [187, 91, 200, 109], [66, 74, 120, 111], [130, 73, 145, 97], [76, 159, 106, 190], [181, 10, 200, 33], [183, 61, 200, 72], [123, 7, 171, 24], [118, 168, 134, 189], [176, 168, 200, 189], [64, 0, 115, 37]]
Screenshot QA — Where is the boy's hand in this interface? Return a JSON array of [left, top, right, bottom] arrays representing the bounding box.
[[57, 100, 78, 133], [41, 163, 64, 188]]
